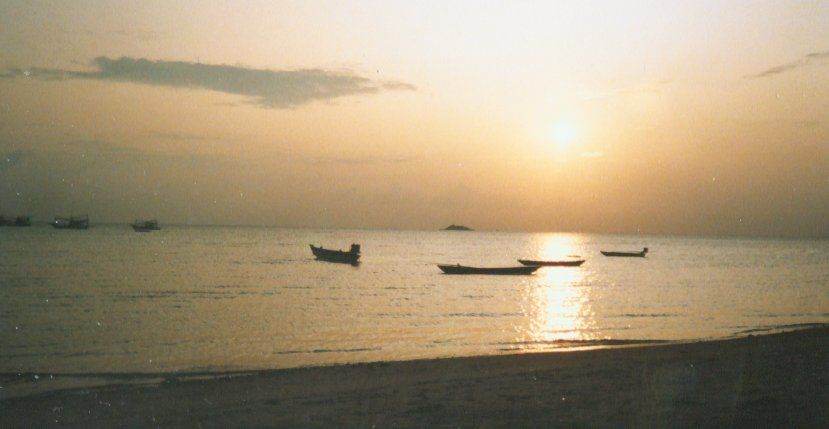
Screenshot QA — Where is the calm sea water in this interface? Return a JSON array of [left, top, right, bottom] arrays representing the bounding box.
[[1, 226, 828, 374]]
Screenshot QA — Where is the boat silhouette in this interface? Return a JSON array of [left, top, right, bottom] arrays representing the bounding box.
[[310, 244, 361, 265], [518, 259, 585, 267], [52, 215, 89, 230], [437, 264, 540, 275], [600, 247, 648, 257]]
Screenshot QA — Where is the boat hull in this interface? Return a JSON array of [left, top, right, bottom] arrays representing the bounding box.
[[437, 264, 540, 275], [518, 259, 585, 267], [52, 216, 89, 229], [132, 220, 160, 232], [310, 245, 361, 264], [600, 251, 646, 257]]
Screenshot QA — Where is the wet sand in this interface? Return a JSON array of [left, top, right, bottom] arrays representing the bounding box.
[[3, 326, 828, 428]]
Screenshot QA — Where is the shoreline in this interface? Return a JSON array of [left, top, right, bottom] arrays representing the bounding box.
[[3, 325, 829, 427], [2, 323, 822, 400]]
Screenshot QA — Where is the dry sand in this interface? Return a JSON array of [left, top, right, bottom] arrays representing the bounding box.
[[3, 326, 828, 428]]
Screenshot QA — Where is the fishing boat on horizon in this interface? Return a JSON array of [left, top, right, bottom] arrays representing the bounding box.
[[52, 215, 89, 230], [310, 244, 361, 265], [600, 247, 648, 257], [518, 259, 585, 267], [132, 219, 161, 232], [437, 264, 540, 275], [0, 215, 31, 227]]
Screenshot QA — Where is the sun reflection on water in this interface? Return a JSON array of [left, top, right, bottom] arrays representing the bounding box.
[[518, 234, 596, 347]]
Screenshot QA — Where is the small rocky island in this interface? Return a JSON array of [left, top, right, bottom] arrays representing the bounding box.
[[444, 224, 473, 231]]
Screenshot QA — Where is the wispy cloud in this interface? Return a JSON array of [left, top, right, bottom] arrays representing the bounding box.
[[579, 84, 662, 101], [382, 81, 418, 91], [2, 57, 416, 108], [148, 131, 242, 143], [305, 155, 418, 166], [748, 51, 829, 78]]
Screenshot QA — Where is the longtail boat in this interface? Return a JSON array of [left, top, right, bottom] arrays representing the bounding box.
[[437, 264, 540, 275]]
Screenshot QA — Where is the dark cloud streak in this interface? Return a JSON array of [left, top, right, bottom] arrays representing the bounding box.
[[2, 57, 416, 108], [749, 51, 829, 78]]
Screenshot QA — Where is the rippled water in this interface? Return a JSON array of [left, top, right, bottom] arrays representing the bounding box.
[[1, 226, 828, 374]]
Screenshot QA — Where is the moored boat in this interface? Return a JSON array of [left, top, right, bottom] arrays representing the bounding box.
[[437, 264, 540, 275], [0, 216, 30, 226], [52, 215, 89, 229], [310, 244, 361, 264], [600, 247, 648, 257], [132, 219, 160, 232], [518, 259, 585, 267]]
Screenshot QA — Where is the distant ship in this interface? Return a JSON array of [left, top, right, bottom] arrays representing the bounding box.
[[131, 219, 161, 232], [444, 224, 473, 231], [0, 216, 30, 227], [52, 215, 89, 230]]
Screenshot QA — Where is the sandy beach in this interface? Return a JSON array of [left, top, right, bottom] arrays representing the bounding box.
[[3, 326, 828, 428]]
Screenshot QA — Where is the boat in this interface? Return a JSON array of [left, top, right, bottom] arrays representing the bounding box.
[[310, 244, 361, 264], [437, 264, 541, 275], [52, 215, 89, 229], [444, 224, 473, 231], [132, 219, 160, 232], [0, 216, 30, 226], [518, 259, 585, 267], [600, 247, 648, 257]]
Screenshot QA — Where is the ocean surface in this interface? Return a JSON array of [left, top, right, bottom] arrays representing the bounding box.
[[1, 226, 828, 375]]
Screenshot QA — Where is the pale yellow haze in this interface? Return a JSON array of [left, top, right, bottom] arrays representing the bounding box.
[[1, 1, 828, 236]]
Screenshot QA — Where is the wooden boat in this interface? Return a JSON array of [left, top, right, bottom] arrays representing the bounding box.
[[518, 259, 585, 267], [52, 215, 89, 229], [132, 219, 160, 232], [0, 216, 31, 227], [310, 244, 361, 264], [437, 264, 540, 275], [600, 247, 648, 257]]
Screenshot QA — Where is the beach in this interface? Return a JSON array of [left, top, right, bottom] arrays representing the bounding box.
[[3, 326, 828, 428]]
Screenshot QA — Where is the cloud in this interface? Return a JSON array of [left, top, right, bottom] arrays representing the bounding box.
[[749, 51, 829, 78], [579, 84, 661, 101], [382, 81, 418, 91], [305, 155, 418, 165], [148, 131, 241, 142], [2, 57, 416, 108]]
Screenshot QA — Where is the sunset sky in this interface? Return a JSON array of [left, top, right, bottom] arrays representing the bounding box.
[[1, 1, 828, 236]]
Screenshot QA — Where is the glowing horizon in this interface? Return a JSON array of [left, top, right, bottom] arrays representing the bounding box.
[[1, 1, 828, 237]]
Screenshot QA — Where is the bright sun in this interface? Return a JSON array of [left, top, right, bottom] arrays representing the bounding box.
[[551, 120, 577, 150]]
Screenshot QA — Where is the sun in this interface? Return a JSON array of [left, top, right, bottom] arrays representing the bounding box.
[[550, 119, 578, 151]]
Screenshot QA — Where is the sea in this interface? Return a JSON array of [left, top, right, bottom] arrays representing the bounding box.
[[2, 226, 828, 377]]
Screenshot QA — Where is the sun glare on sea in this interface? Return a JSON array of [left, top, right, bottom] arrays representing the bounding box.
[[518, 234, 595, 345]]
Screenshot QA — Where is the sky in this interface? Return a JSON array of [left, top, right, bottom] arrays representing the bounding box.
[[1, 0, 828, 236]]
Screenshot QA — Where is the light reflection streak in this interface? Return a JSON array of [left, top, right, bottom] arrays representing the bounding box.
[[518, 234, 596, 347]]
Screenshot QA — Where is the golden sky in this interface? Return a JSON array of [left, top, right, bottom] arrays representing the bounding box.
[[1, 1, 828, 236]]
